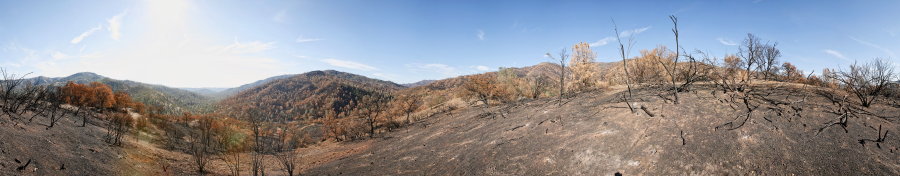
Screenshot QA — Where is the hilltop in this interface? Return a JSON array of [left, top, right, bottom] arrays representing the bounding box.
[[210, 74, 297, 99], [219, 70, 405, 121]]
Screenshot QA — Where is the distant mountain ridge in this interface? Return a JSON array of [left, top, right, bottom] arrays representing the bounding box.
[[402, 80, 436, 88], [25, 72, 215, 114], [219, 70, 404, 121], [214, 74, 297, 98]]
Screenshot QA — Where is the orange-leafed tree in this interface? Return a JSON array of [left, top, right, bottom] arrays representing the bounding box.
[[60, 81, 142, 127], [89, 82, 116, 110], [780, 62, 804, 83], [357, 92, 391, 138], [60, 81, 93, 126], [392, 94, 422, 124], [459, 74, 508, 107], [60, 81, 139, 112], [569, 42, 600, 91], [61, 81, 89, 106]]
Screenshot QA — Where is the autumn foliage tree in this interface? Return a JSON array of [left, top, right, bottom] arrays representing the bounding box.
[[459, 74, 509, 107], [59, 81, 144, 131], [357, 92, 391, 137], [60, 82, 116, 109], [569, 42, 600, 91], [779, 62, 805, 83], [90, 82, 116, 109], [630, 46, 674, 84], [390, 94, 422, 124]]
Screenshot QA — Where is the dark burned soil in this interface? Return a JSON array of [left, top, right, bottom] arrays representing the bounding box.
[[0, 115, 127, 175], [1, 83, 898, 175], [304, 84, 900, 175]]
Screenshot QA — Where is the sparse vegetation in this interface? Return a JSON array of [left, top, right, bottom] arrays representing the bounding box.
[[187, 115, 216, 173], [391, 94, 422, 124], [569, 42, 601, 92], [357, 92, 391, 138], [1, 68, 32, 120], [831, 58, 897, 107], [459, 74, 507, 107], [104, 112, 132, 146], [613, 20, 637, 113], [663, 15, 681, 103], [546, 49, 570, 105]]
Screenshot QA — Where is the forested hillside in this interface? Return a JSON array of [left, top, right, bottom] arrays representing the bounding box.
[[219, 70, 404, 121], [26, 72, 214, 114]]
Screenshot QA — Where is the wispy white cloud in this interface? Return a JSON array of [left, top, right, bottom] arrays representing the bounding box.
[[107, 11, 127, 40], [371, 72, 399, 80], [1, 43, 40, 69], [510, 20, 541, 33], [590, 37, 616, 47], [621, 27, 650, 36], [217, 40, 276, 54], [51, 51, 69, 60], [850, 36, 896, 58], [717, 37, 737, 46], [71, 25, 102, 44], [477, 30, 485, 40], [590, 26, 651, 47], [409, 63, 460, 77], [1, 43, 106, 77], [473, 65, 491, 71], [823, 49, 848, 61], [322, 58, 377, 71], [273, 10, 287, 23], [295, 35, 323, 43]]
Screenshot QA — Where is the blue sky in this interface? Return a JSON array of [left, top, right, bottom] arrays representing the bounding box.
[[1, 0, 898, 87]]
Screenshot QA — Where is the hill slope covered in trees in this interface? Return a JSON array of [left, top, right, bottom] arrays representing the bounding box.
[[26, 72, 215, 114], [219, 70, 404, 121]]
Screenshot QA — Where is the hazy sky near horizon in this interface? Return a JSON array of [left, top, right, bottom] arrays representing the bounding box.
[[1, 0, 899, 87]]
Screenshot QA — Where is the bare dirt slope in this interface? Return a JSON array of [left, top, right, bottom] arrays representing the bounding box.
[[0, 115, 130, 175], [304, 84, 900, 175]]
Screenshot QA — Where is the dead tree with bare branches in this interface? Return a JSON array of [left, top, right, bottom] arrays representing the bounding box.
[[613, 20, 636, 113], [1, 68, 31, 120], [188, 116, 216, 174], [662, 15, 681, 104], [678, 50, 712, 91], [546, 49, 569, 106], [274, 126, 300, 176], [760, 43, 782, 80], [43, 88, 68, 128], [832, 58, 896, 107]]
